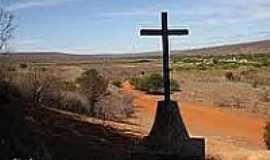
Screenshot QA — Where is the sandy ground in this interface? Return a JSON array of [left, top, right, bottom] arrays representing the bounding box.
[[121, 81, 270, 159]]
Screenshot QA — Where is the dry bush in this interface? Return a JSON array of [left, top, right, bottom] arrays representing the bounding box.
[[14, 67, 61, 107], [264, 122, 270, 150], [95, 92, 134, 121], [206, 154, 223, 160], [59, 91, 91, 115], [0, 67, 52, 159], [224, 71, 241, 81], [215, 96, 247, 109], [58, 84, 134, 121], [238, 69, 270, 88], [0, 67, 10, 102], [260, 87, 270, 103], [0, 65, 20, 103], [54, 69, 134, 121]]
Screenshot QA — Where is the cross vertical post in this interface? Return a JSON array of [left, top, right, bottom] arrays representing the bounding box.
[[140, 12, 189, 106], [162, 12, 170, 105]]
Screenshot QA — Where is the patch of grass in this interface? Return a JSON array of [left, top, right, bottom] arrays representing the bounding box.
[[130, 73, 180, 94]]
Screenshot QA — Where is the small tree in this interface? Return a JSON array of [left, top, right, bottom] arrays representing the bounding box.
[[76, 69, 108, 107], [264, 122, 270, 149], [17, 67, 60, 107], [0, 7, 15, 52]]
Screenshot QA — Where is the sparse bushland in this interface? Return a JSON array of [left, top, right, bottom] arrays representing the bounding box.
[[264, 122, 270, 150], [130, 73, 180, 94], [0, 65, 52, 160], [70, 68, 134, 120], [0, 65, 135, 159], [224, 68, 270, 88], [173, 53, 270, 71], [14, 67, 61, 108], [1, 65, 134, 121]]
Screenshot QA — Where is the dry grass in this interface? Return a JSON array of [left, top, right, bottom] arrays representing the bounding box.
[[172, 68, 270, 117]]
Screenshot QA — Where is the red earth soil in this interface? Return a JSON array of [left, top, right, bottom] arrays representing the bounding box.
[[121, 81, 268, 149]]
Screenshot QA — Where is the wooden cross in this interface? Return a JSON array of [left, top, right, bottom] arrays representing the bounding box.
[[140, 12, 189, 105]]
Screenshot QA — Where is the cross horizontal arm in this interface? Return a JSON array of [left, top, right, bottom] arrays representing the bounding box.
[[168, 29, 189, 36], [140, 29, 162, 36], [140, 29, 189, 36]]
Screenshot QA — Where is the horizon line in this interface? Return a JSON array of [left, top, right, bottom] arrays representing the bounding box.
[[6, 38, 270, 56]]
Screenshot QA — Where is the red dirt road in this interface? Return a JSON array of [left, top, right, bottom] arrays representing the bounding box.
[[121, 81, 268, 149]]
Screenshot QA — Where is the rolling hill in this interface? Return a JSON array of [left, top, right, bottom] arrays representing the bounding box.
[[1, 39, 270, 63]]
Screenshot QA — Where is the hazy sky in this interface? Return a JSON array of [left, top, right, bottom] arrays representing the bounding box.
[[4, 0, 270, 54]]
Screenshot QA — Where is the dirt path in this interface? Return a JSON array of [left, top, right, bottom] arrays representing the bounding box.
[[121, 81, 268, 150]]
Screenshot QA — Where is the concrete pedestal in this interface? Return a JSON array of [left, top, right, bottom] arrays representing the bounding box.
[[132, 101, 205, 160]]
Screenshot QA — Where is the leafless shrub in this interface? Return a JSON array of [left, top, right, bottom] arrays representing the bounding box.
[[224, 71, 241, 81], [59, 91, 90, 114], [0, 66, 9, 102], [0, 7, 16, 52], [0, 69, 52, 159], [239, 69, 270, 88], [0, 65, 20, 103], [53, 70, 134, 121], [264, 121, 270, 150], [250, 76, 269, 88], [260, 87, 270, 102], [95, 92, 134, 121], [14, 67, 61, 107]]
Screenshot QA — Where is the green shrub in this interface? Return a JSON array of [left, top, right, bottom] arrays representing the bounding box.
[[264, 122, 270, 150], [76, 69, 108, 106], [130, 73, 180, 93], [19, 63, 27, 69]]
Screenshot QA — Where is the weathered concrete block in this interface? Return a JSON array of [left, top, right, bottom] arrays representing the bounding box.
[[132, 101, 205, 160]]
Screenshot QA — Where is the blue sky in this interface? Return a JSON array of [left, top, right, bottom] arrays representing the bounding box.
[[4, 0, 270, 54]]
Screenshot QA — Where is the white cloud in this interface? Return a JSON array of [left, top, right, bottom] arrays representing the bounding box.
[[98, 10, 157, 17], [7, 0, 79, 11], [96, 0, 270, 26]]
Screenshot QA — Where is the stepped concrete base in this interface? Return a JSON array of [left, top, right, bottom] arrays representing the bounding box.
[[131, 101, 205, 160]]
